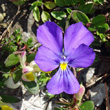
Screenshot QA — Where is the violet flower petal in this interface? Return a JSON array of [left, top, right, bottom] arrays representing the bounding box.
[[64, 22, 94, 56], [46, 67, 80, 94], [34, 46, 62, 72], [67, 44, 95, 68], [37, 21, 63, 55]]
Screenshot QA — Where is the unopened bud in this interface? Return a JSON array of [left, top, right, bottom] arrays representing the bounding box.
[[22, 66, 33, 74], [75, 84, 85, 100], [86, 23, 91, 27], [19, 51, 26, 68]]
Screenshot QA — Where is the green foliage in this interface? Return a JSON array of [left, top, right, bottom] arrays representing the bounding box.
[[0, 95, 20, 103], [51, 11, 66, 20], [78, 3, 94, 14], [54, 107, 66, 110], [93, 0, 104, 4], [26, 37, 33, 48], [33, 7, 40, 22], [44, 1, 57, 9], [27, 53, 36, 63], [12, 0, 26, 5], [4, 54, 19, 67], [91, 15, 106, 26], [38, 73, 50, 87], [22, 81, 39, 95], [13, 69, 22, 83], [80, 101, 94, 110], [41, 11, 51, 22], [72, 10, 90, 24], [54, 0, 66, 7]]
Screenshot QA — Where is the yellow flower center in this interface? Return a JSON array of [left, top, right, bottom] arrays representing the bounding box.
[[1, 105, 13, 110], [25, 72, 35, 81], [60, 62, 67, 70]]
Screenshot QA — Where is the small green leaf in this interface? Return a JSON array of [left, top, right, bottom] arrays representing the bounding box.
[[32, 1, 42, 7], [93, 0, 104, 4], [44, 1, 57, 9], [27, 53, 36, 63], [92, 15, 106, 26], [72, 10, 90, 24], [33, 7, 40, 22], [13, 69, 22, 83], [51, 11, 66, 20], [63, 0, 74, 5], [22, 81, 39, 95], [4, 54, 19, 67], [80, 101, 94, 110], [27, 37, 33, 46], [30, 1, 42, 10], [96, 23, 109, 33], [54, 107, 66, 110], [79, 3, 93, 14], [39, 73, 49, 87], [66, 8, 72, 14], [0, 95, 20, 103], [41, 11, 51, 22], [54, 0, 66, 7], [88, 27, 96, 31], [96, 31, 107, 42], [13, 0, 26, 5]]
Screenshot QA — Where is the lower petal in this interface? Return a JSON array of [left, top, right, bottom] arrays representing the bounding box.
[[46, 67, 80, 94], [63, 67, 80, 94]]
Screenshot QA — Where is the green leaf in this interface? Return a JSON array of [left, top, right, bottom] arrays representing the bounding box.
[[30, 1, 42, 10], [22, 81, 39, 95], [44, 1, 57, 9], [92, 15, 106, 26], [80, 101, 94, 110], [13, 69, 22, 83], [96, 23, 109, 33], [72, 10, 90, 24], [51, 11, 66, 20], [33, 7, 40, 22], [4, 54, 19, 67], [32, 1, 42, 7], [54, 0, 66, 7], [96, 31, 107, 42], [63, 0, 74, 5], [54, 107, 66, 110], [27, 37, 33, 46], [13, 0, 26, 5], [27, 53, 36, 63], [15, 29, 20, 35], [41, 11, 51, 22], [39, 73, 49, 87], [93, 0, 104, 4], [66, 8, 72, 14], [79, 3, 93, 14], [0, 95, 20, 103], [88, 27, 96, 32]]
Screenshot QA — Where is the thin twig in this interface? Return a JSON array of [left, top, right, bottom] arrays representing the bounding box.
[[105, 83, 109, 110]]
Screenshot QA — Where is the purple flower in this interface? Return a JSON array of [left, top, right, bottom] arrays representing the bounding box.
[[34, 21, 95, 94]]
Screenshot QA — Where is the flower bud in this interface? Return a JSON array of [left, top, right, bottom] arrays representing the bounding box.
[[75, 84, 85, 100], [19, 51, 26, 68], [22, 72, 35, 81], [22, 66, 33, 74]]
